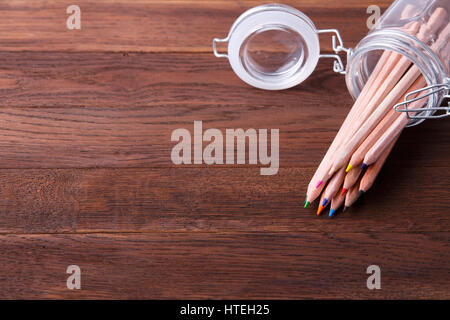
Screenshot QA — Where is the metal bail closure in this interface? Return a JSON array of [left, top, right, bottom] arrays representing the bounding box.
[[212, 4, 351, 90], [394, 78, 450, 121]]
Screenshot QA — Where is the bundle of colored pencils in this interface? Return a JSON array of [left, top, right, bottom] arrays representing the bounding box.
[[304, 5, 450, 217]]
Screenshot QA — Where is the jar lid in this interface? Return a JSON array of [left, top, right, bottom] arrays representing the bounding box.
[[213, 4, 321, 90]]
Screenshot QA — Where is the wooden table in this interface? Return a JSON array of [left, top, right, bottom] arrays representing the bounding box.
[[0, 0, 448, 299]]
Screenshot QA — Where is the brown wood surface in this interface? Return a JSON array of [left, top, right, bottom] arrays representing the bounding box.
[[0, 0, 448, 299], [0, 0, 392, 52], [0, 53, 448, 168], [0, 232, 448, 299], [0, 166, 449, 234]]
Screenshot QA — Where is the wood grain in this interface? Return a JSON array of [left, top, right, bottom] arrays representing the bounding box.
[[0, 0, 448, 299], [0, 52, 343, 108], [0, 232, 447, 299], [0, 52, 448, 168], [0, 0, 391, 52], [0, 166, 448, 235]]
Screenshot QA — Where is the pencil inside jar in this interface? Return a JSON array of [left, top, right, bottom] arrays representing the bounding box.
[[305, 2, 450, 216]]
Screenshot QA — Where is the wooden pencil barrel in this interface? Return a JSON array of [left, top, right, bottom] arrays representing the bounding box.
[[345, 0, 449, 126]]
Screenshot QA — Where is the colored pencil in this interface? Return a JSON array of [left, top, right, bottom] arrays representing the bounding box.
[[329, 185, 346, 217], [305, 50, 395, 204], [344, 181, 361, 210], [363, 24, 450, 166], [328, 7, 447, 175], [321, 167, 346, 207], [317, 191, 330, 216], [360, 135, 400, 193], [342, 165, 363, 194], [330, 73, 427, 173], [305, 6, 449, 214]]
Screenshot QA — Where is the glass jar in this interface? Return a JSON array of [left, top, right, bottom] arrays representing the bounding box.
[[213, 0, 449, 125], [213, 3, 350, 90], [346, 0, 450, 126]]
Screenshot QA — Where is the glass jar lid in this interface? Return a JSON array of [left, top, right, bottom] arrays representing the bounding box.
[[213, 4, 322, 90]]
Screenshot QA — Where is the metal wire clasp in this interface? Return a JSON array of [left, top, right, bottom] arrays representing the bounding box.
[[318, 29, 353, 75], [213, 37, 229, 58], [394, 78, 450, 120]]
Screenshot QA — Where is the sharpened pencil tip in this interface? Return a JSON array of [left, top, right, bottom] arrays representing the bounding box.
[[358, 190, 365, 199], [329, 209, 336, 217], [345, 164, 352, 172], [322, 198, 328, 207], [341, 188, 348, 196], [361, 163, 368, 170], [317, 205, 325, 216], [303, 200, 310, 209], [315, 180, 323, 189]]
